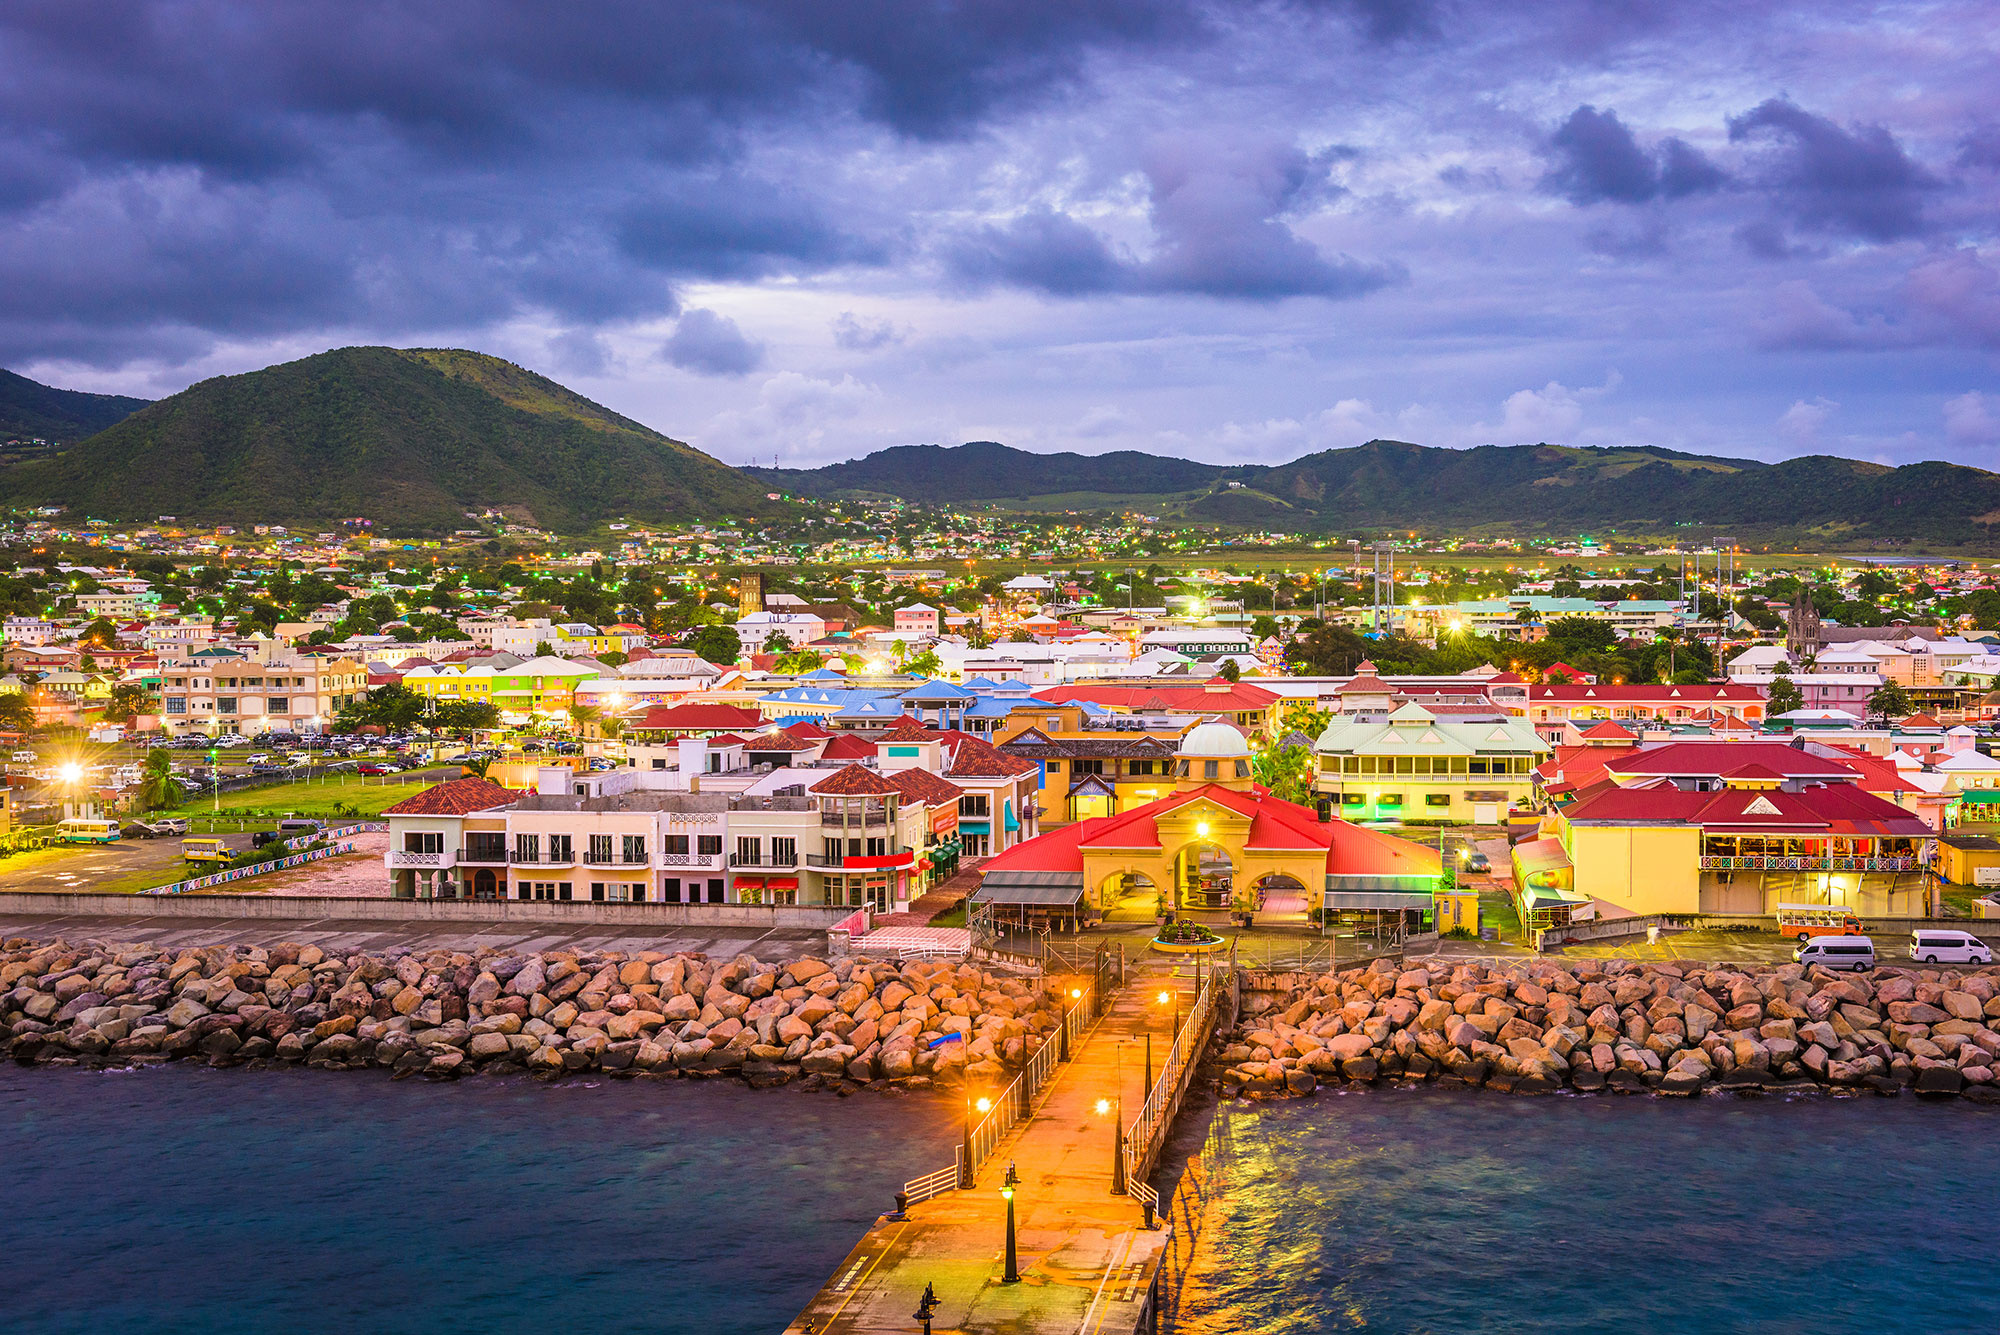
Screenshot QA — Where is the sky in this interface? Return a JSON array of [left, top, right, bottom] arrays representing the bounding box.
[[1, 1, 1996, 471]]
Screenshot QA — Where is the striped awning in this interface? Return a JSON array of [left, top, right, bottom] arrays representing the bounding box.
[[972, 869, 1085, 906]]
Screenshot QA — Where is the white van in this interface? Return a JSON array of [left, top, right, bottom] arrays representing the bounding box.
[[1909, 930, 1994, 966], [1795, 935, 1875, 971]]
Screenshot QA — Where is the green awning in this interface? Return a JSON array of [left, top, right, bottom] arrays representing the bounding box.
[[1323, 891, 1434, 910], [1960, 791, 2000, 805]]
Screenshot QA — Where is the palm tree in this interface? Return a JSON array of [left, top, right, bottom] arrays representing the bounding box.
[[462, 755, 494, 779], [136, 747, 186, 812]]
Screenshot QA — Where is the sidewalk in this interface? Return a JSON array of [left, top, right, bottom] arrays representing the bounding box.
[[786, 957, 1191, 1334]]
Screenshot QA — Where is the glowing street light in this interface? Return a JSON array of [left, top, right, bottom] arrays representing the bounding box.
[[999, 1161, 1022, 1283]]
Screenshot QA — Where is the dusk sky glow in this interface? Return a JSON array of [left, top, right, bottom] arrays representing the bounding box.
[[3, 1, 1996, 468]]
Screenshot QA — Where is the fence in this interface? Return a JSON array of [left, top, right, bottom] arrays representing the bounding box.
[[1122, 962, 1222, 1197], [899, 981, 1099, 1209], [277, 820, 385, 853], [148, 841, 358, 894]]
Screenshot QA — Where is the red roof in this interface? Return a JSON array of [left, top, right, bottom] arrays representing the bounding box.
[[1578, 720, 1636, 741], [982, 784, 1441, 877], [1033, 681, 1278, 712], [884, 768, 964, 805], [936, 731, 1039, 779], [820, 734, 877, 761], [782, 719, 833, 740], [632, 702, 766, 732], [383, 776, 515, 816], [742, 731, 816, 752], [1564, 781, 1928, 836], [1605, 741, 1858, 782], [809, 763, 904, 796], [1532, 683, 1765, 702]]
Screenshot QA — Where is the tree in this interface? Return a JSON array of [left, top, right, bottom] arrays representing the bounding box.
[[1866, 680, 1914, 723], [103, 683, 156, 721], [1765, 661, 1803, 717], [690, 624, 742, 665], [135, 747, 185, 812], [1252, 736, 1317, 807], [336, 684, 428, 732], [81, 616, 117, 647], [1217, 657, 1241, 682], [431, 700, 500, 734], [462, 755, 494, 779], [764, 630, 794, 655], [904, 648, 942, 678], [772, 649, 828, 674], [0, 692, 34, 733], [1249, 615, 1280, 641]]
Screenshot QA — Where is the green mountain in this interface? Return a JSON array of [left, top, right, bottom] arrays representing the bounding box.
[[756, 439, 2000, 545], [0, 368, 149, 443], [0, 347, 775, 532]]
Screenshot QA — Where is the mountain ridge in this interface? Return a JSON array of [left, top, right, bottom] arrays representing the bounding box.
[[750, 438, 2000, 544], [0, 347, 777, 533], [0, 368, 150, 444]]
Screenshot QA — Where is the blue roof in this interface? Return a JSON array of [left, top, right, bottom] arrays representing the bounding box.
[[903, 678, 975, 700]]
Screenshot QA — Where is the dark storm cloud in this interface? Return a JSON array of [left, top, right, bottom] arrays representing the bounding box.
[[1727, 98, 1938, 242], [1541, 105, 1725, 205], [660, 308, 766, 376]]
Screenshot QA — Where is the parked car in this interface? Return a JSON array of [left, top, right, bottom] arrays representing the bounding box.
[[122, 821, 159, 839], [1909, 930, 1994, 965], [357, 762, 391, 776], [152, 817, 189, 835], [1463, 850, 1491, 873], [1795, 935, 1875, 971]]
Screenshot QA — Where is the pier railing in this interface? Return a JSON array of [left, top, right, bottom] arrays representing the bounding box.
[[1122, 963, 1221, 1200], [899, 980, 1099, 1209]]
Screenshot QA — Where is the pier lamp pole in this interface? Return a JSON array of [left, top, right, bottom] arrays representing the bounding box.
[[961, 1093, 990, 1189], [1144, 1031, 1152, 1094], [913, 1281, 940, 1334], [1000, 1161, 1021, 1283]]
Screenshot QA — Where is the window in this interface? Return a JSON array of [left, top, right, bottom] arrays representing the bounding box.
[[665, 834, 689, 856], [268, 698, 289, 713], [707, 879, 725, 902], [866, 837, 887, 857], [824, 837, 844, 861], [218, 698, 237, 713], [1341, 793, 1364, 805], [1047, 760, 1064, 776], [404, 831, 444, 854], [588, 834, 613, 863], [1073, 758, 1104, 776], [737, 836, 762, 864], [623, 834, 647, 864], [514, 833, 540, 864], [165, 698, 187, 715], [772, 837, 796, 866], [697, 834, 722, 857], [1378, 793, 1403, 806], [960, 795, 990, 818], [661, 878, 682, 902], [591, 881, 606, 901], [1203, 760, 1219, 780], [548, 835, 573, 863], [1425, 794, 1451, 808], [1128, 760, 1155, 776], [652, 757, 667, 770]]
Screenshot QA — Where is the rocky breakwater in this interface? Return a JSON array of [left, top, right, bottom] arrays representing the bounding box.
[[0, 935, 1064, 1089], [1221, 957, 2000, 1101]]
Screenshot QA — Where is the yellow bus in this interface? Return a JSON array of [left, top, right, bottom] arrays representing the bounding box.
[[181, 838, 230, 864], [57, 818, 121, 844]]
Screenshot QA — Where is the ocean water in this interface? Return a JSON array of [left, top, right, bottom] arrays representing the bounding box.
[[0, 1066, 957, 1335], [1170, 1087, 2000, 1335]]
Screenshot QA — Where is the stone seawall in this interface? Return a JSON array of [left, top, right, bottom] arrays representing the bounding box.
[[1, 934, 1061, 1087], [1223, 956, 2000, 1101]]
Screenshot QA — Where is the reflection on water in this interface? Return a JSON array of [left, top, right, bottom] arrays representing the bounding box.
[[0, 1066, 956, 1335], [1168, 1087, 2000, 1335]]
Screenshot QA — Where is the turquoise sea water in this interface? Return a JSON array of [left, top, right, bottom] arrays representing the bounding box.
[[1171, 1087, 2000, 1334], [0, 1066, 957, 1335]]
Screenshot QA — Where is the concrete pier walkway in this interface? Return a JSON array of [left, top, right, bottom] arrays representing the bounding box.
[[787, 959, 1192, 1334]]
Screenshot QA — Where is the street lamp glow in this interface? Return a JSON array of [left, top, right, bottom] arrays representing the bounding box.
[[1157, 990, 1172, 1007], [975, 1096, 992, 1115], [1094, 1098, 1112, 1117]]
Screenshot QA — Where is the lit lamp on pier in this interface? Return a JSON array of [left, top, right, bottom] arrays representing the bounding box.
[[960, 1092, 991, 1189], [1096, 1096, 1125, 1195], [913, 1281, 940, 1334], [999, 1160, 1021, 1283]]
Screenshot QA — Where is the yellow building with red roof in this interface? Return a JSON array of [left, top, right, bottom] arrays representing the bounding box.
[[973, 721, 1440, 925]]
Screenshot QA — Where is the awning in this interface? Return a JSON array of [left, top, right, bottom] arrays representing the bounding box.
[[1259, 892, 1310, 914], [1961, 791, 2000, 805], [1325, 874, 1438, 893], [1323, 890, 1434, 910], [972, 869, 1085, 906]]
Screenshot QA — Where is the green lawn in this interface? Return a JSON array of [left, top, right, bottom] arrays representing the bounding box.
[[153, 774, 437, 819]]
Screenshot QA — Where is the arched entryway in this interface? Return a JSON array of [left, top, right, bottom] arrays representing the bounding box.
[[471, 868, 499, 900], [1250, 873, 1311, 925], [1173, 842, 1234, 911], [1099, 870, 1159, 922]]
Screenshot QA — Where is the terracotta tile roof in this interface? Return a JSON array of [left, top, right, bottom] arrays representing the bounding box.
[[880, 722, 946, 742], [940, 732, 1039, 779], [884, 767, 965, 805], [782, 719, 833, 740], [742, 731, 817, 752], [383, 776, 515, 817], [809, 763, 904, 796]]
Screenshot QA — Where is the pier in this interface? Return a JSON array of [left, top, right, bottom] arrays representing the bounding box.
[[786, 953, 1222, 1334]]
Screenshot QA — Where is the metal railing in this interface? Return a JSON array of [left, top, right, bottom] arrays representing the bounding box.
[[1232, 938, 1337, 973], [1699, 854, 1921, 872], [387, 849, 446, 867], [657, 852, 720, 866], [901, 982, 1097, 1207], [729, 852, 797, 868], [1123, 964, 1221, 1193], [456, 846, 508, 864]]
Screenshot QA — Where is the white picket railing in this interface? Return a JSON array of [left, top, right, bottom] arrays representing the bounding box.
[[146, 841, 357, 894]]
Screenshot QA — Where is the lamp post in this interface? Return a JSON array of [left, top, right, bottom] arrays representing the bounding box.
[[960, 1093, 990, 1189], [1096, 1097, 1125, 1195], [1000, 1161, 1021, 1283], [913, 1281, 940, 1334]]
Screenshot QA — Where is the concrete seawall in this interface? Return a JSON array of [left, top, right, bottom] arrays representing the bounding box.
[[0, 892, 851, 930]]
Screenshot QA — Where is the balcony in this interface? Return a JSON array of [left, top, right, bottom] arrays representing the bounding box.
[[585, 855, 651, 868], [388, 849, 453, 868], [820, 803, 892, 826], [731, 852, 799, 868], [457, 846, 508, 865], [805, 850, 913, 871], [1698, 855, 1922, 873], [512, 849, 578, 865], [657, 852, 723, 867]]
